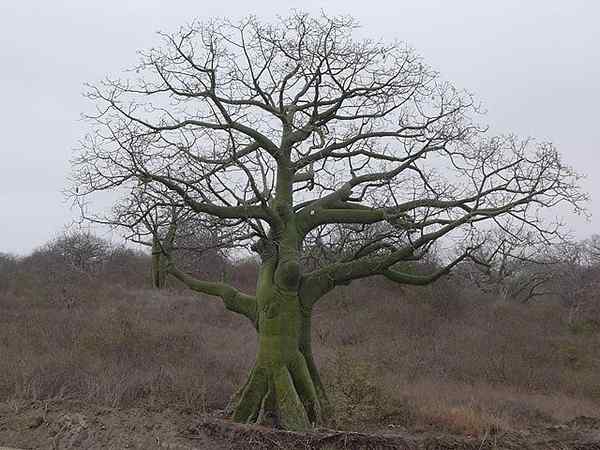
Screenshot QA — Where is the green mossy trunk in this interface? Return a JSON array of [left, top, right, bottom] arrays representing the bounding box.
[[230, 288, 327, 430], [299, 307, 332, 421], [230, 223, 329, 430]]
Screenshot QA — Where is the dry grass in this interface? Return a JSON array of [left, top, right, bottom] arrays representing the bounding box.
[[1, 254, 599, 438], [0, 282, 255, 412], [313, 277, 600, 435]]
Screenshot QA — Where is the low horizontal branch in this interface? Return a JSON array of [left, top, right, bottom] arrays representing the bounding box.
[[168, 264, 257, 325]]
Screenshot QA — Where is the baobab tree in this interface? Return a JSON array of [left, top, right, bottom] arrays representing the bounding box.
[[71, 13, 586, 430]]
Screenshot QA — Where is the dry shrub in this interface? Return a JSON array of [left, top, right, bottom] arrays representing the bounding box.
[[325, 350, 384, 428], [418, 403, 508, 436], [1, 238, 600, 436], [0, 282, 255, 411], [369, 377, 600, 436], [312, 276, 600, 433]]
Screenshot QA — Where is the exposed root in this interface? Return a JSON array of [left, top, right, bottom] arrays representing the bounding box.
[[289, 353, 322, 425], [272, 365, 311, 431], [225, 373, 252, 417], [232, 368, 268, 424], [231, 355, 323, 431], [256, 378, 274, 426]]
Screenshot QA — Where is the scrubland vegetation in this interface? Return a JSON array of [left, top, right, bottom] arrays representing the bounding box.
[[2, 12, 598, 446], [1, 232, 599, 438]]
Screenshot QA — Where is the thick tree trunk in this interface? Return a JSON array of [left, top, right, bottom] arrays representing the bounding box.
[[227, 181, 331, 431], [229, 258, 328, 431]]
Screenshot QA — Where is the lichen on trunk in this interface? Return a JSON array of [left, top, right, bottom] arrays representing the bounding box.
[[230, 286, 326, 430], [229, 218, 329, 430]]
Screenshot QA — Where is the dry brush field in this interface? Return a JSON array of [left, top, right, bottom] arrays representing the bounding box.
[[1, 249, 600, 448]]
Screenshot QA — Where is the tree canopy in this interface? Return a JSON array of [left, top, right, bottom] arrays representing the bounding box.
[[70, 12, 587, 430]]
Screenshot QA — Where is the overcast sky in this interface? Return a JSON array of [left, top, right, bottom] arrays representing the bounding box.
[[0, 0, 598, 255]]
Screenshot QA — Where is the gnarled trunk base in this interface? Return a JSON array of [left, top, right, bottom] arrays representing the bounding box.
[[228, 229, 331, 431], [228, 300, 330, 431], [231, 351, 324, 431]]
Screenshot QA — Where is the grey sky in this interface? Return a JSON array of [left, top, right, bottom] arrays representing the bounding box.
[[0, 0, 598, 255]]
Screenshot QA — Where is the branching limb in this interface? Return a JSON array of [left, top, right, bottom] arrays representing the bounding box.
[[167, 262, 258, 325], [383, 251, 471, 286], [141, 173, 273, 222]]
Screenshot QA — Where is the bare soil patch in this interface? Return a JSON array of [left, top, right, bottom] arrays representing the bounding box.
[[2, 400, 600, 450], [0, 400, 221, 450]]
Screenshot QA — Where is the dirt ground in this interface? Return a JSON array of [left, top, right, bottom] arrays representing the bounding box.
[[2, 400, 600, 450], [0, 400, 223, 450]]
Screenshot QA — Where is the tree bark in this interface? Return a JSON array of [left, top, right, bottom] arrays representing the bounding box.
[[229, 239, 329, 430], [299, 306, 333, 422], [231, 291, 326, 430], [151, 237, 168, 289], [151, 218, 178, 289]]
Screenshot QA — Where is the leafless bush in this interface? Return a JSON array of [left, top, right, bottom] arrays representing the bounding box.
[[326, 350, 384, 428], [36, 230, 111, 273], [0, 252, 17, 292], [2, 233, 600, 436]]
